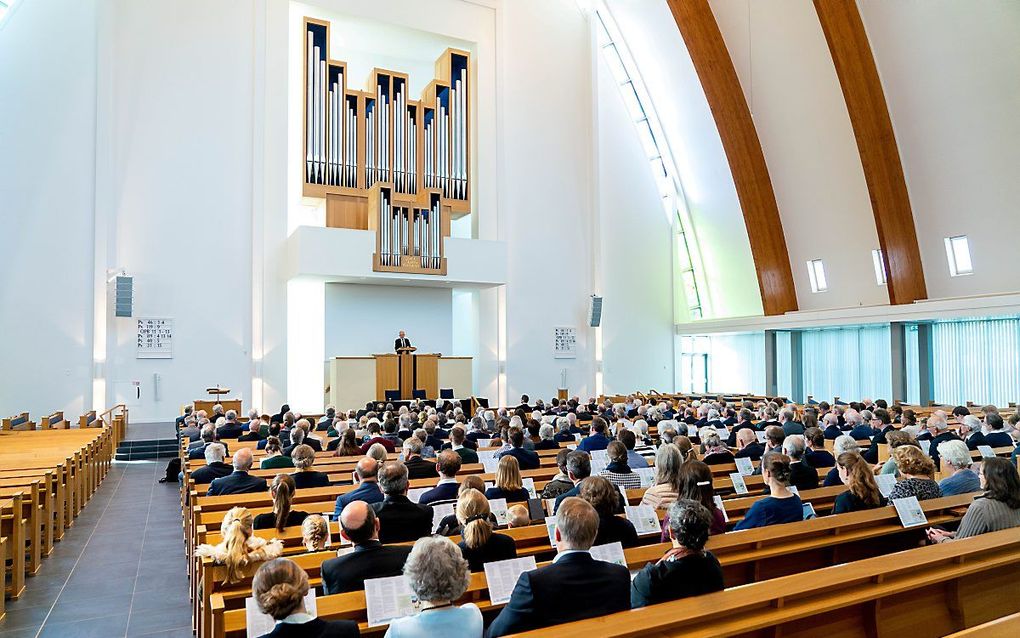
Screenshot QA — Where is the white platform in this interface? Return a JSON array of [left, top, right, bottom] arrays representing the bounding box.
[[285, 225, 507, 288]]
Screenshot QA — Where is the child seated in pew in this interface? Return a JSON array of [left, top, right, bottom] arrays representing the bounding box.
[[301, 515, 330, 552], [195, 507, 283, 584], [251, 558, 358, 638]]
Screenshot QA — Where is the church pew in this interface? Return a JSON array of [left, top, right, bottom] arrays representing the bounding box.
[[39, 411, 69, 430], [0, 481, 44, 572], [205, 493, 979, 638], [508, 527, 1020, 638], [945, 611, 1020, 638], [0, 495, 26, 599], [1, 412, 34, 431]]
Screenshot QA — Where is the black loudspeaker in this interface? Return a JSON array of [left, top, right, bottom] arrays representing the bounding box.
[[115, 276, 133, 317], [589, 295, 603, 327]]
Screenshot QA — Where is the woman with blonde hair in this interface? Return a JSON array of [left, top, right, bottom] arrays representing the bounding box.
[[833, 452, 886, 514], [484, 455, 529, 502], [251, 558, 358, 637], [456, 488, 517, 571], [290, 444, 330, 489], [254, 474, 308, 531], [195, 507, 283, 584], [888, 445, 942, 501], [301, 515, 330, 552], [640, 444, 683, 510], [435, 475, 488, 535]]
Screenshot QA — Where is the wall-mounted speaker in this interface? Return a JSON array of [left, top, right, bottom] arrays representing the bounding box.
[[589, 295, 603, 327], [115, 276, 133, 317]]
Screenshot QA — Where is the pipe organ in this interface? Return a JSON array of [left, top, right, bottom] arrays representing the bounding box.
[[304, 17, 470, 275]]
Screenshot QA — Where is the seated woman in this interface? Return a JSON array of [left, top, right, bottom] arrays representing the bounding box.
[[484, 456, 530, 503], [385, 536, 483, 637], [599, 441, 642, 489], [436, 476, 489, 536], [456, 489, 517, 571], [832, 452, 886, 514], [301, 515, 330, 552], [259, 436, 294, 470], [659, 460, 726, 541], [823, 436, 860, 486], [251, 558, 358, 638], [253, 474, 308, 531], [581, 476, 639, 548], [640, 444, 683, 510], [700, 431, 735, 466], [804, 427, 836, 468], [888, 446, 942, 501], [877, 431, 918, 476], [534, 424, 560, 450], [928, 457, 1020, 543], [195, 507, 283, 584], [631, 499, 725, 608], [330, 428, 361, 456], [290, 444, 330, 489], [733, 453, 803, 530]]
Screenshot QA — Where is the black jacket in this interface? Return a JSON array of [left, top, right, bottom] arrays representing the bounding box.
[[321, 540, 412, 594], [403, 456, 439, 480], [789, 461, 819, 491], [594, 514, 639, 549], [963, 431, 987, 451], [458, 533, 517, 572], [207, 471, 267, 496], [395, 337, 412, 352], [191, 461, 233, 485], [255, 617, 359, 638], [216, 422, 245, 440], [290, 471, 331, 489], [486, 552, 631, 637], [734, 442, 765, 461], [371, 495, 434, 543], [630, 551, 724, 608], [984, 432, 1013, 448]]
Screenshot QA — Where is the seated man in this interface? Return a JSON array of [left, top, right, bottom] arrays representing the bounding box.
[[733, 428, 765, 461], [334, 457, 384, 519], [402, 437, 439, 479], [321, 501, 412, 595], [577, 417, 612, 452], [207, 447, 267, 496], [553, 417, 575, 443], [371, 461, 434, 543], [821, 412, 844, 440], [804, 427, 836, 468], [215, 410, 244, 440], [418, 450, 461, 506], [359, 422, 395, 454], [496, 428, 541, 470], [617, 428, 649, 469], [486, 497, 631, 637], [191, 442, 232, 485], [444, 426, 479, 464], [187, 424, 228, 460]]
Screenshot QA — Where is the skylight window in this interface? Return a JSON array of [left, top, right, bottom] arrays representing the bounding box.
[[872, 249, 887, 285], [807, 259, 828, 293], [944, 235, 973, 276]]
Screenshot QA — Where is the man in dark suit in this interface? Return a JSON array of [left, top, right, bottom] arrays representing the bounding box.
[[821, 412, 844, 440], [784, 435, 819, 491], [321, 500, 412, 595], [394, 330, 412, 352], [726, 409, 756, 446], [215, 410, 245, 440], [927, 412, 962, 469], [498, 429, 541, 470], [780, 408, 804, 437], [418, 450, 461, 506], [187, 425, 229, 460], [733, 428, 765, 461], [191, 443, 233, 485], [862, 408, 895, 463], [333, 458, 384, 519], [175, 405, 193, 429], [443, 426, 479, 464], [553, 452, 625, 513], [516, 394, 531, 413], [401, 437, 439, 480], [577, 417, 612, 453], [846, 410, 874, 442], [486, 497, 631, 637], [207, 448, 267, 496], [371, 461, 433, 543]]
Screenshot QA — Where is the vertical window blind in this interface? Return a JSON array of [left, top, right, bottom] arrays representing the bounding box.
[[932, 318, 1019, 406]]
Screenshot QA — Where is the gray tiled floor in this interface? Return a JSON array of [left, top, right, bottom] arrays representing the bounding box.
[[0, 461, 191, 638]]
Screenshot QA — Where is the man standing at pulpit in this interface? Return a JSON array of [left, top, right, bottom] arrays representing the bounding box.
[[394, 330, 412, 352]]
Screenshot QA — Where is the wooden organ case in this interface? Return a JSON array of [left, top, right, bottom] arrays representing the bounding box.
[[303, 17, 470, 276]]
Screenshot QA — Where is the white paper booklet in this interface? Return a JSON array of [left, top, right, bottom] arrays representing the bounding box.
[[635, 467, 656, 488], [407, 487, 429, 504], [735, 457, 754, 476], [729, 472, 748, 495], [590, 541, 627, 567], [364, 575, 416, 627], [544, 516, 558, 545], [977, 445, 996, 458], [431, 502, 455, 533], [624, 505, 661, 536], [892, 496, 928, 528], [246, 590, 316, 638], [522, 477, 537, 499], [875, 473, 896, 498], [483, 557, 537, 605], [714, 495, 729, 523], [489, 498, 509, 526]]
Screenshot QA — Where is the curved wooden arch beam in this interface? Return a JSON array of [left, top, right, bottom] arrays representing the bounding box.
[[665, 0, 797, 316], [813, 0, 927, 304]]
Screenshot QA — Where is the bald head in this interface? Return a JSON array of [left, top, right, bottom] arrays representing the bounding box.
[[232, 447, 253, 471], [339, 500, 378, 545], [736, 428, 756, 447], [355, 457, 379, 482]]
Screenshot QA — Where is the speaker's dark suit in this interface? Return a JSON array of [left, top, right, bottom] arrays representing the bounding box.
[[207, 471, 267, 496], [485, 552, 631, 637], [321, 540, 412, 595], [395, 337, 412, 352], [371, 495, 433, 543]]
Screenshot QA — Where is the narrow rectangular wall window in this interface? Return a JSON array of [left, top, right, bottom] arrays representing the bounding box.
[[807, 259, 828, 293], [944, 235, 973, 276], [872, 249, 887, 285]]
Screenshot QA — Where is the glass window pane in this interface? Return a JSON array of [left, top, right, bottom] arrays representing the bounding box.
[[871, 249, 887, 285], [951, 236, 972, 273]]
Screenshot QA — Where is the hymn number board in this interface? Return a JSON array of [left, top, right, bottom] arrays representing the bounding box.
[[137, 318, 173, 359], [553, 327, 578, 359]]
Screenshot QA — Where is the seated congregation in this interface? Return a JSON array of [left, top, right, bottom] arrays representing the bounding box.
[[182, 395, 1020, 637]]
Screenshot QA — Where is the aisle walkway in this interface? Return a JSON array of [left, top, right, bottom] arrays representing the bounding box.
[[0, 461, 190, 638]]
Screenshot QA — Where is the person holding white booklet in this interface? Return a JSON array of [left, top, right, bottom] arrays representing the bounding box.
[[251, 558, 358, 638], [455, 489, 517, 571], [385, 536, 483, 638], [733, 454, 803, 530], [631, 499, 724, 609], [581, 476, 639, 548]]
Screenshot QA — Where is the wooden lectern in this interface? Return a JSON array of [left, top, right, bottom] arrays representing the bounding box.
[[374, 350, 439, 400]]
